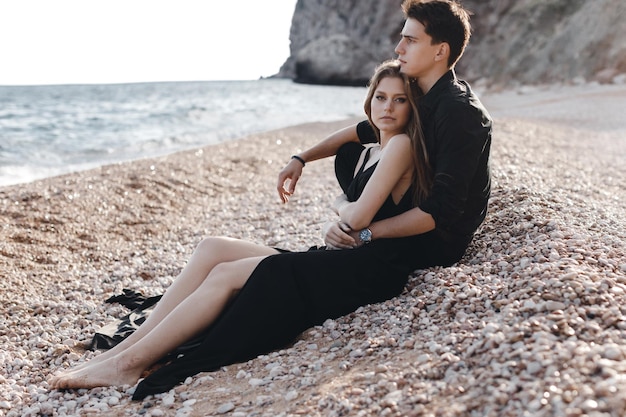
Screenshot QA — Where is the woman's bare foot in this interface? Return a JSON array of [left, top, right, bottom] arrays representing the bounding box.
[[48, 356, 142, 390], [59, 347, 119, 373]]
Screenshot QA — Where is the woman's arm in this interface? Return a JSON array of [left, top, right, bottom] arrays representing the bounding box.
[[335, 134, 413, 230], [277, 124, 360, 203]]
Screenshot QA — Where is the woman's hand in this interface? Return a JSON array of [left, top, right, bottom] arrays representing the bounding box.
[[277, 159, 304, 203], [323, 221, 358, 249]]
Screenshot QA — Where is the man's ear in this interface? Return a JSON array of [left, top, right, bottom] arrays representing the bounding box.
[[434, 42, 450, 63]]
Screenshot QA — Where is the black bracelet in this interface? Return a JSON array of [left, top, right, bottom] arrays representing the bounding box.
[[291, 155, 306, 166]]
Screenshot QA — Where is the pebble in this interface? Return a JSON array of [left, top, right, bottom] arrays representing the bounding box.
[[602, 344, 623, 361], [544, 300, 567, 311], [182, 399, 197, 407], [217, 402, 235, 414], [248, 378, 265, 386], [161, 394, 175, 406], [285, 390, 299, 401]]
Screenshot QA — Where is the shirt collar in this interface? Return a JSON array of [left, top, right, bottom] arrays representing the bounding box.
[[420, 69, 456, 110]]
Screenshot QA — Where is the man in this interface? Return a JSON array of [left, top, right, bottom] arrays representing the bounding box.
[[278, 0, 492, 268]]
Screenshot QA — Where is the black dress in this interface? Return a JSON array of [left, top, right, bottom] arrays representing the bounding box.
[[131, 142, 424, 399]]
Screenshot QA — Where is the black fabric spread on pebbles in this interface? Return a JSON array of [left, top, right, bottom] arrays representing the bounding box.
[[90, 289, 205, 356]]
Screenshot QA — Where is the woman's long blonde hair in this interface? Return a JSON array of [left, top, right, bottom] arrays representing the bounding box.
[[363, 59, 433, 204]]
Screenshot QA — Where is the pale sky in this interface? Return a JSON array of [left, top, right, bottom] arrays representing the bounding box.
[[0, 0, 297, 85]]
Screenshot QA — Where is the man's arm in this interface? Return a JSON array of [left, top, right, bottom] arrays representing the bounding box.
[[326, 206, 435, 249], [368, 207, 436, 240], [277, 123, 360, 203]]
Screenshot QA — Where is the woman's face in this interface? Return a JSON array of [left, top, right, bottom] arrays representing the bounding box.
[[370, 76, 410, 137]]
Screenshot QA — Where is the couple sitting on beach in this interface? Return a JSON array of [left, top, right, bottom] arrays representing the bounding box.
[[49, 0, 492, 400]]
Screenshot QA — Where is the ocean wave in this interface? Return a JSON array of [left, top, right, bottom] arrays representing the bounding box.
[[0, 79, 366, 187]]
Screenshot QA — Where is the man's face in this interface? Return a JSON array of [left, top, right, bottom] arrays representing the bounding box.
[[394, 18, 441, 79]]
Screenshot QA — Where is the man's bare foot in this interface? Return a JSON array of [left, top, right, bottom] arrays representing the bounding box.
[[48, 357, 142, 390]]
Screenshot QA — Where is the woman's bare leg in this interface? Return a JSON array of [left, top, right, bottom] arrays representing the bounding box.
[[49, 254, 273, 389], [51, 237, 278, 374]]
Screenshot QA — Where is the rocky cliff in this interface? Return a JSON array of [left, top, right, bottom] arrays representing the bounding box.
[[278, 0, 626, 87], [278, 0, 405, 86]]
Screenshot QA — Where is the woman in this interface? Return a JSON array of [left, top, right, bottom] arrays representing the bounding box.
[[48, 59, 431, 398]]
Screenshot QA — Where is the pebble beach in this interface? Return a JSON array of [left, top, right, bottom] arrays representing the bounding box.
[[1, 82, 625, 416]]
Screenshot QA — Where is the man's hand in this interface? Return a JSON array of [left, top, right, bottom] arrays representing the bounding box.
[[277, 159, 304, 203], [323, 221, 359, 249]]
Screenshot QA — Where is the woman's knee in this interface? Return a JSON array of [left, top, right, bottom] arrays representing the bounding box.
[[194, 236, 232, 259], [199, 262, 243, 293]]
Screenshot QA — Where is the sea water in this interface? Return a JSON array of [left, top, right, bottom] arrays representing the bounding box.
[[0, 79, 367, 187]]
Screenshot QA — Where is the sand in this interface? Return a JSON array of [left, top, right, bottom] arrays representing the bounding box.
[[1, 82, 625, 416]]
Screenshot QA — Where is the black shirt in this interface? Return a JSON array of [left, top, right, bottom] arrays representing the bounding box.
[[357, 70, 492, 238]]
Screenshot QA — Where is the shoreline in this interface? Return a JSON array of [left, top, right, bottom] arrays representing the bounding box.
[[1, 85, 626, 416], [3, 81, 625, 191]]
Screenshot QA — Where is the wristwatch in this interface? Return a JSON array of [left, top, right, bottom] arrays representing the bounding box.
[[359, 228, 372, 244]]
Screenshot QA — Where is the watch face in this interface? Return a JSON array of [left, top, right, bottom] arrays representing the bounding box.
[[359, 228, 372, 242]]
